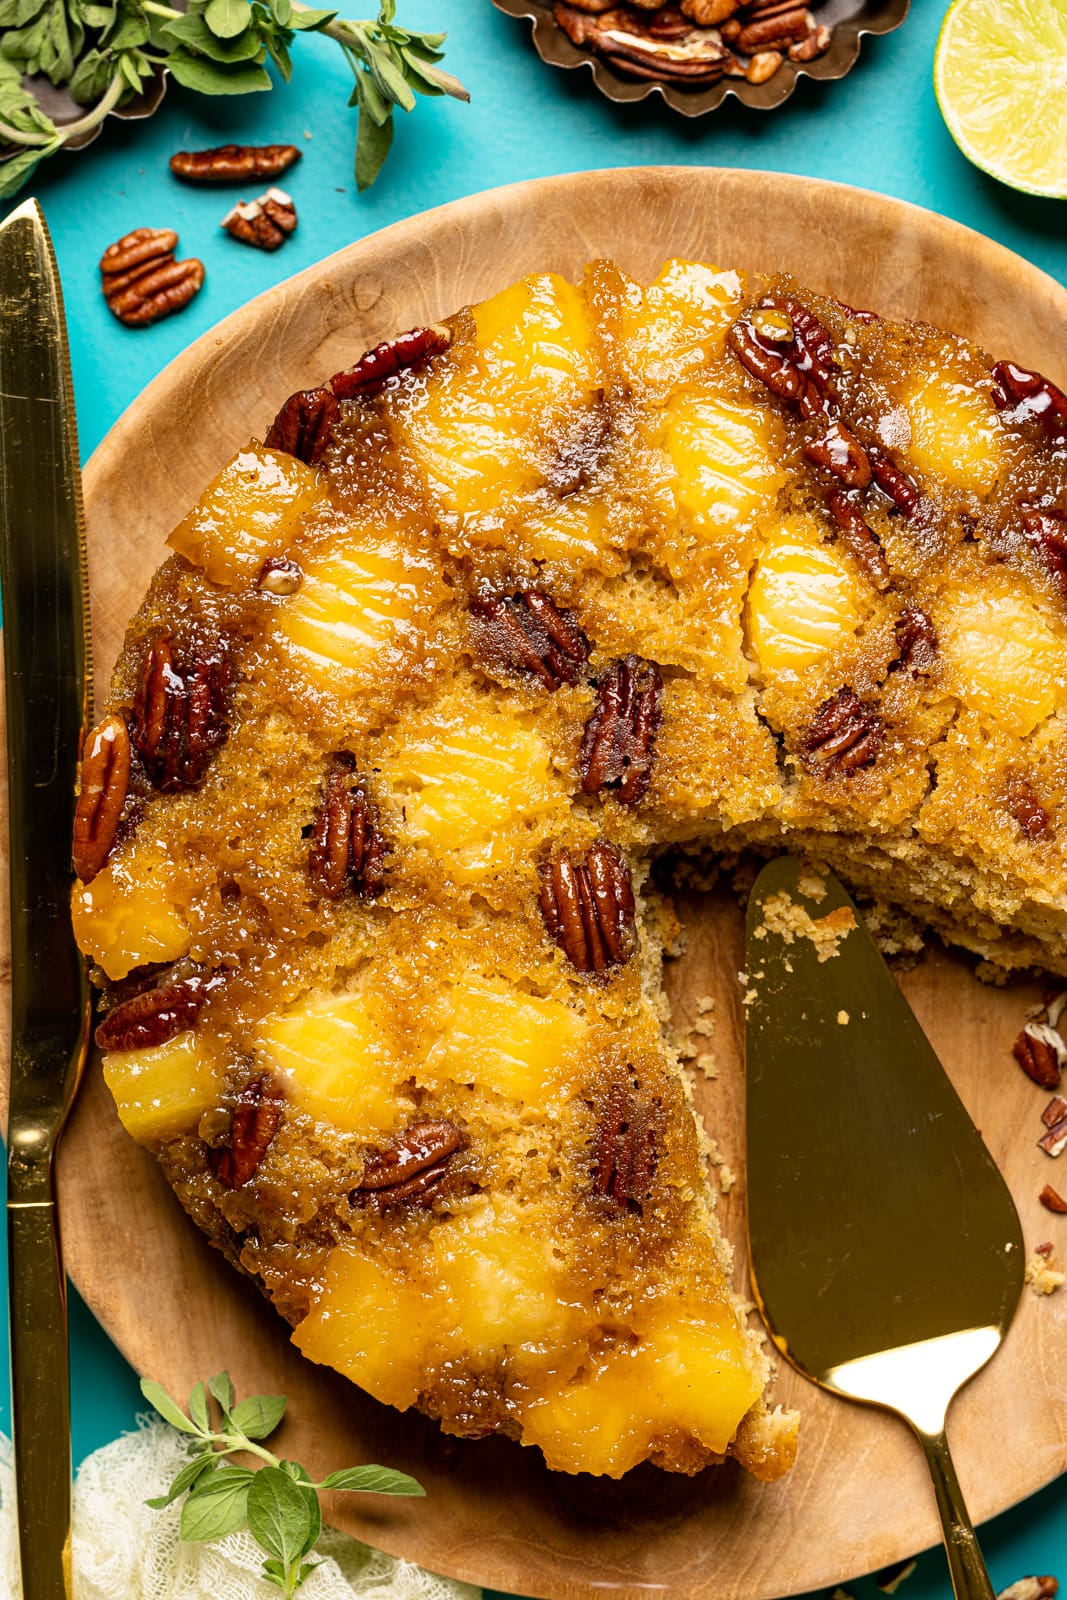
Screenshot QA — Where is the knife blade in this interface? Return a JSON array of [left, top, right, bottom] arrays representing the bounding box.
[[1, 198, 92, 1598]]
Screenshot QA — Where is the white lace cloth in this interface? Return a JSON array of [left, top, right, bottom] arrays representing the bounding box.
[[0, 1420, 480, 1600]]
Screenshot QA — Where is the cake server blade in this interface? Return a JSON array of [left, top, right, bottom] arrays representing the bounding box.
[[0, 197, 93, 1598], [745, 856, 1023, 1600]]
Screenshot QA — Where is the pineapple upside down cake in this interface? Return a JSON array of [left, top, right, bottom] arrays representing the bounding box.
[[71, 259, 1067, 1479]]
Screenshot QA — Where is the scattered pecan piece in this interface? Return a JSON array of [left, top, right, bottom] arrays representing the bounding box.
[[827, 491, 890, 590], [803, 687, 884, 776], [100, 228, 204, 328], [95, 968, 219, 1051], [580, 655, 663, 805], [806, 421, 871, 489], [222, 187, 298, 251], [1020, 504, 1067, 597], [867, 445, 922, 520], [1039, 1110, 1067, 1158], [210, 1076, 284, 1189], [681, 0, 739, 21], [1006, 776, 1052, 841], [991, 360, 1067, 442], [308, 753, 385, 899], [169, 143, 302, 183], [745, 48, 782, 82], [593, 1083, 656, 1212], [1043, 1094, 1067, 1127], [469, 588, 590, 690], [837, 299, 881, 326], [997, 1579, 1059, 1600], [132, 631, 232, 792], [257, 556, 304, 596], [789, 23, 831, 60], [352, 1120, 465, 1208], [264, 386, 340, 465], [330, 324, 452, 400], [892, 606, 938, 675], [1039, 1185, 1067, 1215], [538, 840, 637, 976], [72, 715, 131, 883], [727, 314, 826, 419], [1014, 1024, 1064, 1089]]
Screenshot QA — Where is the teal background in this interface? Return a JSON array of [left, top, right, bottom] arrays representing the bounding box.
[[2, 0, 1066, 1591]]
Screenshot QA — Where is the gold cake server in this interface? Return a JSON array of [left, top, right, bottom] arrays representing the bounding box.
[[1, 198, 92, 1598], [745, 856, 1023, 1600]]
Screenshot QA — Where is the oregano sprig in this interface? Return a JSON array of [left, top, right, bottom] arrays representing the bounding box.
[[0, 0, 468, 199], [140, 1372, 424, 1599]]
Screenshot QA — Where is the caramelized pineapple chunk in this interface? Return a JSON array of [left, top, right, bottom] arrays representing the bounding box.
[[168, 445, 321, 587], [103, 1030, 223, 1144], [381, 696, 568, 881], [273, 526, 443, 700], [471, 272, 597, 409], [616, 258, 744, 392], [71, 849, 195, 980], [935, 582, 1067, 737], [255, 990, 404, 1137], [904, 365, 1004, 494], [747, 519, 861, 677], [661, 385, 785, 544], [421, 975, 587, 1104]]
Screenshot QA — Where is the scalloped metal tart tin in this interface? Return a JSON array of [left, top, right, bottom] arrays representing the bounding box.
[[491, 0, 910, 113]]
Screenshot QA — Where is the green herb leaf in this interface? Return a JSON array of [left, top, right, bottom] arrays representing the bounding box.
[[318, 1465, 425, 1496], [366, 45, 414, 112], [141, 1378, 203, 1435], [286, 4, 333, 26], [68, 47, 114, 102], [246, 1464, 313, 1567], [145, 1451, 217, 1510], [179, 1467, 255, 1542], [0, 144, 47, 199], [230, 1393, 288, 1441], [204, 0, 252, 37], [165, 48, 270, 91], [188, 1381, 212, 1434], [354, 99, 392, 190], [162, 12, 265, 61], [208, 1372, 236, 1419]]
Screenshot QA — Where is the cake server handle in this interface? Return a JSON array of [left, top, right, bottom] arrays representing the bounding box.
[[916, 1428, 995, 1600]]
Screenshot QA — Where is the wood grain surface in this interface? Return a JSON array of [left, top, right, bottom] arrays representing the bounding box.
[[17, 169, 1067, 1600]]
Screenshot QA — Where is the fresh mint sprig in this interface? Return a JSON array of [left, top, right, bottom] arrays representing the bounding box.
[[0, 0, 468, 198], [141, 1372, 424, 1599]]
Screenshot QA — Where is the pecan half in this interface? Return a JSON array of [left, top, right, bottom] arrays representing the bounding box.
[[132, 631, 232, 792], [991, 360, 1067, 442], [593, 1084, 656, 1213], [469, 589, 589, 690], [827, 490, 890, 590], [996, 1578, 1058, 1600], [802, 687, 884, 776], [868, 445, 922, 521], [308, 754, 385, 899], [1039, 1185, 1067, 1214], [329, 325, 452, 400], [1020, 504, 1067, 597], [169, 143, 302, 183], [210, 1076, 284, 1189], [1013, 1024, 1063, 1089], [100, 228, 204, 328], [264, 386, 340, 465], [580, 655, 663, 805], [1006, 776, 1052, 841], [1043, 1094, 1067, 1128], [554, 4, 728, 81], [73, 715, 131, 883], [892, 606, 938, 676], [95, 968, 219, 1051], [352, 1120, 465, 1208], [736, 6, 812, 55], [727, 314, 826, 419], [806, 421, 871, 489], [538, 840, 637, 976], [222, 187, 298, 251], [762, 292, 837, 391], [837, 300, 881, 326]]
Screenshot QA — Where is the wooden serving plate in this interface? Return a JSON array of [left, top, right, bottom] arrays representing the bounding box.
[[26, 169, 1067, 1598]]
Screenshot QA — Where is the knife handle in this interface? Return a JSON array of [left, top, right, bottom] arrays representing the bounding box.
[[7, 1156, 72, 1600], [917, 1428, 995, 1600]]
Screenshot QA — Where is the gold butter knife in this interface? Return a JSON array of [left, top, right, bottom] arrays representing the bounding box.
[[1, 198, 92, 1598]]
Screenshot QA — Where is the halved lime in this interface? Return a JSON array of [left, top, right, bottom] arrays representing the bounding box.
[[934, 0, 1067, 199]]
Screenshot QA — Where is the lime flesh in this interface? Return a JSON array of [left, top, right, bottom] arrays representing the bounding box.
[[934, 0, 1067, 199]]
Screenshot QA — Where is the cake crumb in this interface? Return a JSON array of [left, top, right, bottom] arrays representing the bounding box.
[[754, 890, 856, 962], [718, 1163, 737, 1194], [694, 1052, 718, 1079], [976, 959, 1010, 987], [1025, 1249, 1065, 1296], [797, 870, 826, 902], [837, 1009, 849, 1025]]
